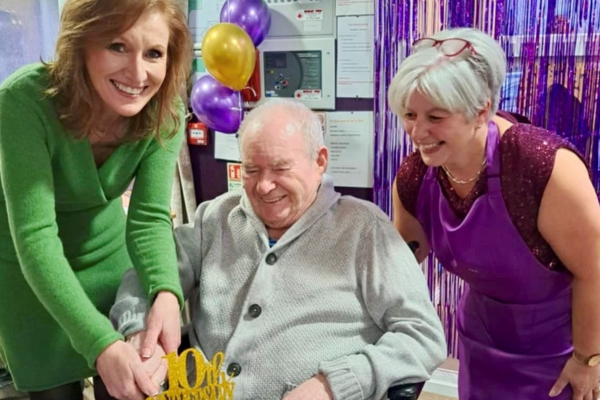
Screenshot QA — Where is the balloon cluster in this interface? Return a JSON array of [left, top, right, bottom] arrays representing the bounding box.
[[191, 0, 271, 133]]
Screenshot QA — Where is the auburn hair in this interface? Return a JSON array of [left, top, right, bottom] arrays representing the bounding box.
[[45, 0, 192, 140]]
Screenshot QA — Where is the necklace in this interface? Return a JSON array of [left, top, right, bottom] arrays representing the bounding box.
[[441, 157, 487, 185]]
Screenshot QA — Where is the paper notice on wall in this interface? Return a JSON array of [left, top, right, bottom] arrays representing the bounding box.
[[337, 16, 374, 98], [214, 131, 241, 162], [336, 0, 374, 16], [188, 0, 227, 44], [324, 112, 374, 188]]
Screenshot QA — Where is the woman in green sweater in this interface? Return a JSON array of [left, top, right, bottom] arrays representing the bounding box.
[[0, 0, 192, 399]]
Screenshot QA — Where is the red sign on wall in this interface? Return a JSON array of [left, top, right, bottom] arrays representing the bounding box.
[[228, 163, 242, 181], [227, 163, 243, 192]]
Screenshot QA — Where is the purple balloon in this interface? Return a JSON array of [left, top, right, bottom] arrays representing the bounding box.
[[220, 0, 271, 46], [191, 75, 242, 134]]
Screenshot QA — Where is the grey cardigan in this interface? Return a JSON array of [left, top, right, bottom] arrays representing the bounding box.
[[111, 174, 446, 400]]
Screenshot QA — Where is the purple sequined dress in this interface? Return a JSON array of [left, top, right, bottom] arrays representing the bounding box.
[[396, 120, 583, 399]]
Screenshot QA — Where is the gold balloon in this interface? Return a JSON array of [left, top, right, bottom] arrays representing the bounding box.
[[202, 23, 256, 91]]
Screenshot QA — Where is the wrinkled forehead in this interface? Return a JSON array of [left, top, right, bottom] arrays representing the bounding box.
[[240, 120, 303, 159], [241, 118, 299, 146]]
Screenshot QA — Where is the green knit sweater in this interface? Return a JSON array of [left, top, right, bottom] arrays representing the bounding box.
[[0, 63, 184, 391]]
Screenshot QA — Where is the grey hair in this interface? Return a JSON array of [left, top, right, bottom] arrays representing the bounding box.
[[238, 99, 325, 160], [388, 28, 507, 121]]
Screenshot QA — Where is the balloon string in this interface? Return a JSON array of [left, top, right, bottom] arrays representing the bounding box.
[[237, 91, 244, 123], [243, 85, 257, 97]]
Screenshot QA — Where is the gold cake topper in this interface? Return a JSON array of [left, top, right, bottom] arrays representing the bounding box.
[[146, 349, 235, 400]]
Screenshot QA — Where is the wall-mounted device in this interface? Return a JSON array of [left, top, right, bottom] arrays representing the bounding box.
[[187, 122, 208, 146], [264, 0, 335, 38], [259, 37, 335, 110]]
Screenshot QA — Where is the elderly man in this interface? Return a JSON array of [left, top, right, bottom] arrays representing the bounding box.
[[111, 99, 446, 400]]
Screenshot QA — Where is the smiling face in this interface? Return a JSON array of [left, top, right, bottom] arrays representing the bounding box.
[[241, 117, 328, 239], [84, 11, 169, 121], [402, 90, 487, 168]]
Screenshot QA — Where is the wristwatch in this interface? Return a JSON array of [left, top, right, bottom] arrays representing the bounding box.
[[572, 350, 600, 367]]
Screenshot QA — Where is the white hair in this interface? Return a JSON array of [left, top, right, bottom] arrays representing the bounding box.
[[238, 99, 324, 160], [388, 28, 507, 121]]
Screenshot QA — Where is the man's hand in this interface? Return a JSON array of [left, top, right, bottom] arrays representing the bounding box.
[[127, 331, 169, 387], [96, 340, 159, 400], [549, 357, 600, 400], [141, 291, 181, 359], [284, 374, 334, 400]]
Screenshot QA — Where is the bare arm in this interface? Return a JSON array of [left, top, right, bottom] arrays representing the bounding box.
[[392, 179, 431, 263], [538, 149, 600, 397], [539, 149, 600, 356]]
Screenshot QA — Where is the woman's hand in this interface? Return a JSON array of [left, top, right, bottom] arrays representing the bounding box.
[[96, 340, 159, 400], [141, 291, 181, 359], [127, 331, 169, 387], [549, 357, 600, 400]]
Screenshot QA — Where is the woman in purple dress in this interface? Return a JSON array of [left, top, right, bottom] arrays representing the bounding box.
[[388, 28, 600, 400]]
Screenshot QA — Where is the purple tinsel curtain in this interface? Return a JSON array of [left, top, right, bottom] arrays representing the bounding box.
[[374, 0, 600, 357]]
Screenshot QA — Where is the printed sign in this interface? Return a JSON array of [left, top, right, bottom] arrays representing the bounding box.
[[296, 9, 324, 21], [227, 163, 243, 192], [294, 89, 322, 100]]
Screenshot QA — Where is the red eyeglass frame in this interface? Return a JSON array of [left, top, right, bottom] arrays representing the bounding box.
[[412, 38, 478, 57]]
